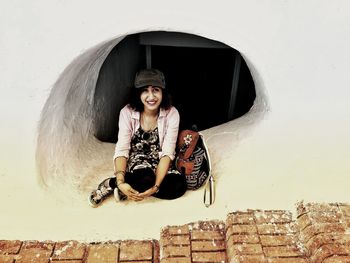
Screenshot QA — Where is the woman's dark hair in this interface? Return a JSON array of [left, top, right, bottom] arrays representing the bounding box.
[[128, 86, 172, 112]]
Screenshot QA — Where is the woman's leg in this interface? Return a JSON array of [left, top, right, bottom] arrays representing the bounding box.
[[124, 168, 155, 193], [114, 168, 155, 200], [118, 169, 187, 200], [153, 173, 187, 200]]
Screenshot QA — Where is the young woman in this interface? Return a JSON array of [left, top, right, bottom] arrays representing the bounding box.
[[89, 69, 187, 207]]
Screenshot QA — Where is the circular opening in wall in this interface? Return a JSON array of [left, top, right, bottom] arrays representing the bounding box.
[[36, 30, 259, 197], [94, 31, 256, 143]]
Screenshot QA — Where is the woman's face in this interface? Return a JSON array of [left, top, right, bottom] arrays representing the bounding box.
[[140, 86, 163, 112]]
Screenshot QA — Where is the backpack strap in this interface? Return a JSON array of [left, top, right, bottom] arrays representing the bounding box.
[[204, 175, 215, 207], [199, 133, 215, 207]]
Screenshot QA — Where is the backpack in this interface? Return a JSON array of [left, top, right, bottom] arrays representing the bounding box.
[[175, 129, 210, 190]]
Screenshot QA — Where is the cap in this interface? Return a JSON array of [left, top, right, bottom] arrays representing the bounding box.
[[134, 69, 165, 89]]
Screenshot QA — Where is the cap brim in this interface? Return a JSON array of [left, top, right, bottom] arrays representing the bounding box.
[[135, 79, 165, 89]]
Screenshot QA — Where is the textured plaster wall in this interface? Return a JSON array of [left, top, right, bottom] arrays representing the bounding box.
[[1, 0, 350, 241]]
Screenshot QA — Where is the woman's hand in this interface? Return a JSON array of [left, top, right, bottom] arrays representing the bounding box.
[[138, 186, 159, 199], [118, 183, 144, 201]]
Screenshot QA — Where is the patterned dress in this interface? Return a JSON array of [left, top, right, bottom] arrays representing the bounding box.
[[127, 127, 180, 175]]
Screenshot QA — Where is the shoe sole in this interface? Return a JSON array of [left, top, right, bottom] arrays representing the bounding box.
[[114, 188, 120, 202], [88, 194, 99, 208]]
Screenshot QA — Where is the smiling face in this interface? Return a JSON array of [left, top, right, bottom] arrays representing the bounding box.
[[140, 86, 163, 113]]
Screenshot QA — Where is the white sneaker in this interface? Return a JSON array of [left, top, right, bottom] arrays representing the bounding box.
[[113, 188, 120, 202]]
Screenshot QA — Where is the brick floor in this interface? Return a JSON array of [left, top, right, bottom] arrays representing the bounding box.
[[52, 240, 86, 260], [86, 242, 118, 263], [1, 202, 350, 262], [160, 220, 227, 263]]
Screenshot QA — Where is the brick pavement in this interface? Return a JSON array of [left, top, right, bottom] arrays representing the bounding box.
[[1, 202, 350, 263], [0, 240, 158, 263]]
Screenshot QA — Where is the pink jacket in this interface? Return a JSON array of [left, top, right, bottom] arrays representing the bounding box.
[[113, 105, 180, 162]]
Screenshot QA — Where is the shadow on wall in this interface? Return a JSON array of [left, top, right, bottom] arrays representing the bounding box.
[[36, 31, 266, 200]]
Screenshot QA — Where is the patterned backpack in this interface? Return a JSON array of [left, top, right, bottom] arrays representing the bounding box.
[[175, 129, 210, 190]]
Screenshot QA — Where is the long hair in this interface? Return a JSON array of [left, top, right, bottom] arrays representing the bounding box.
[[128, 87, 172, 112]]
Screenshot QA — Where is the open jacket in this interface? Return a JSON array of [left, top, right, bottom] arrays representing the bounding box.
[[113, 105, 180, 162]]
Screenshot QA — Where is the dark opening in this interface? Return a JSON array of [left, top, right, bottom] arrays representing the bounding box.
[[93, 31, 255, 143], [152, 46, 235, 130]]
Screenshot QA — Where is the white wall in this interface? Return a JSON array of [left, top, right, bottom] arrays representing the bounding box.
[[1, 0, 349, 241]]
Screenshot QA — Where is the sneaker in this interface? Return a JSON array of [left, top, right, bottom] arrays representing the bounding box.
[[113, 188, 120, 202], [114, 188, 127, 202], [88, 177, 115, 207]]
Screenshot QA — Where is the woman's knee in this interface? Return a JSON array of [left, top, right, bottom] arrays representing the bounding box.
[[126, 168, 155, 192], [155, 173, 187, 200]]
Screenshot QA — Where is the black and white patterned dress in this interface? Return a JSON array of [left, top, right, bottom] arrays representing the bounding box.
[[127, 127, 180, 175]]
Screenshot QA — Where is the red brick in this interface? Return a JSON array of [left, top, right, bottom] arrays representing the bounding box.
[[310, 212, 342, 224], [311, 243, 350, 263], [119, 240, 153, 261], [323, 255, 350, 263], [226, 224, 257, 235], [154, 240, 160, 263], [16, 253, 50, 263], [230, 255, 267, 263], [257, 223, 296, 235], [230, 243, 263, 255], [327, 234, 350, 244], [346, 218, 350, 228], [160, 235, 190, 246], [0, 255, 14, 263], [227, 234, 260, 244], [192, 251, 226, 262], [226, 236, 263, 259], [51, 261, 83, 263], [191, 230, 224, 240], [22, 241, 54, 250], [249, 209, 287, 214], [263, 245, 305, 257], [86, 243, 118, 263], [297, 202, 308, 217], [0, 240, 22, 254], [226, 213, 255, 225], [121, 261, 152, 263], [305, 233, 350, 255], [161, 258, 191, 263], [52, 240, 86, 259], [166, 225, 189, 235], [260, 235, 296, 246], [304, 203, 340, 214], [297, 214, 312, 231], [191, 221, 225, 231], [162, 245, 190, 258], [340, 205, 350, 217], [16, 241, 54, 263], [267, 258, 309, 263], [300, 223, 346, 243], [191, 240, 225, 251], [254, 211, 292, 224]]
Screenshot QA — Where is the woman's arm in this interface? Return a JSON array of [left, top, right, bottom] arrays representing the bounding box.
[[155, 156, 171, 187], [113, 106, 133, 160], [113, 156, 127, 185], [159, 107, 180, 161], [113, 107, 143, 201]]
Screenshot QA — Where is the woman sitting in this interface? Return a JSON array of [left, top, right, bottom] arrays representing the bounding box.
[[89, 68, 187, 207]]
